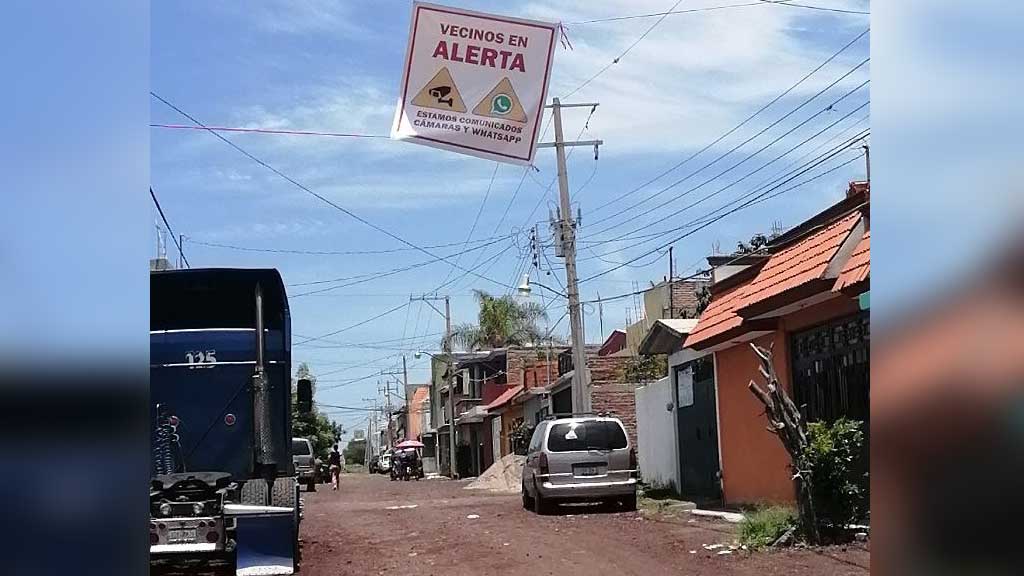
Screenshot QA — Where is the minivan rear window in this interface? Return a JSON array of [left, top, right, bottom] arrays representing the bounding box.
[[292, 440, 311, 455], [547, 421, 628, 452]]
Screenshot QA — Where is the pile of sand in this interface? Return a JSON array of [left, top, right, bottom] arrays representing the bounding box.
[[464, 454, 525, 493]]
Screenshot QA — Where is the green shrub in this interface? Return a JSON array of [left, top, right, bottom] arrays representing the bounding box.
[[739, 506, 797, 549], [803, 418, 869, 534]]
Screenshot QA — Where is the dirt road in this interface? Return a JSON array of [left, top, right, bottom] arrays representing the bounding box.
[[298, 473, 868, 575]]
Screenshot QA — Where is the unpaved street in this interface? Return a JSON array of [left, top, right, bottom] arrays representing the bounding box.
[[298, 473, 869, 575]]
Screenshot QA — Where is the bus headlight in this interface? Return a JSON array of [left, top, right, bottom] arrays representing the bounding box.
[[159, 503, 171, 516]]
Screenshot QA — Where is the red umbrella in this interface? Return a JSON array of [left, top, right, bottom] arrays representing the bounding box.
[[395, 440, 425, 449]]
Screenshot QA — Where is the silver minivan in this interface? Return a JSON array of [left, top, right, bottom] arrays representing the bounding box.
[[521, 416, 637, 514]]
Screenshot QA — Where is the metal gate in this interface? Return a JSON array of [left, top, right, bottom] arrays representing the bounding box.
[[491, 415, 502, 464], [790, 311, 870, 423], [675, 356, 720, 501]]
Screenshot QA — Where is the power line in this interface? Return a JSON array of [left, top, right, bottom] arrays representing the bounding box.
[[583, 103, 869, 254], [149, 186, 189, 268], [438, 162, 500, 288], [563, 0, 685, 99], [296, 332, 445, 351], [288, 237, 513, 298], [585, 27, 868, 219], [288, 235, 510, 287], [150, 123, 388, 138], [579, 135, 867, 283], [581, 122, 867, 259], [585, 73, 869, 240], [318, 372, 382, 391], [569, 2, 767, 24], [295, 302, 409, 346], [760, 1, 870, 16], [149, 91, 512, 291], [444, 113, 556, 296], [189, 234, 511, 256]]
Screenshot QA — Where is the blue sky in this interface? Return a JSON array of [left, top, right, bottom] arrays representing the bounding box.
[[151, 0, 870, 434]]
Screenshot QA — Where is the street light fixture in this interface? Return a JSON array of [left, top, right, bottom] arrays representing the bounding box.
[[517, 273, 567, 298]]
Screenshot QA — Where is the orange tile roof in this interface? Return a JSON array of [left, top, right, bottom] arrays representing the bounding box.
[[736, 211, 862, 314], [484, 384, 524, 411], [834, 230, 870, 292], [683, 279, 751, 350]]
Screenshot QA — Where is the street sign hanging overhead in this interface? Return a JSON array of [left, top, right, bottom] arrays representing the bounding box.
[[391, 2, 557, 166]]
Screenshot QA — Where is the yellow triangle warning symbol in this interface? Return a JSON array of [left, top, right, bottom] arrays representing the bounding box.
[[412, 67, 467, 113], [472, 77, 528, 123]]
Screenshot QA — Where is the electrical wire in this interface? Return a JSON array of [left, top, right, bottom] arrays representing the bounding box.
[[289, 236, 513, 297], [150, 186, 189, 268], [585, 27, 868, 219], [579, 142, 866, 283], [585, 58, 870, 236], [189, 234, 511, 256], [437, 162, 500, 288], [585, 94, 872, 260], [568, 2, 768, 24], [562, 0, 686, 99], [760, 1, 870, 16], [150, 91, 512, 290], [295, 302, 410, 346], [150, 123, 388, 138], [581, 109, 869, 255]]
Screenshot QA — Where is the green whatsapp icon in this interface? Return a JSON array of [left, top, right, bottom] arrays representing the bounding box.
[[490, 94, 513, 115]]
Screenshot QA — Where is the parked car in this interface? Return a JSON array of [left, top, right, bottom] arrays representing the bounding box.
[[292, 437, 317, 492], [378, 451, 392, 475], [521, 416, 637, 514]]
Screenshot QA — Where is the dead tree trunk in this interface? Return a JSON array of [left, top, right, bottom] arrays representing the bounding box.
[[747, 342, 820, 544]]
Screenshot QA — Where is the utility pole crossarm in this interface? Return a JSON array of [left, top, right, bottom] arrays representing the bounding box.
[[536, 140, 603, 149]]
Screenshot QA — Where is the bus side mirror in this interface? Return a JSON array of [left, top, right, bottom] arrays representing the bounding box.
[[296, 379, 313, 414]]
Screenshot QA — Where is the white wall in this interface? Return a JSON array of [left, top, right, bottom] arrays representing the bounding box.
[[635, 376, 677, 492]]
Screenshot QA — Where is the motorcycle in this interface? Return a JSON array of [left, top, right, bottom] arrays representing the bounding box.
[[389, 452, 422, 481]]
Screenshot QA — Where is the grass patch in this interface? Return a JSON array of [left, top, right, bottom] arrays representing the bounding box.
[[639, 486, 678, 501], [739, 506, 796, 549]]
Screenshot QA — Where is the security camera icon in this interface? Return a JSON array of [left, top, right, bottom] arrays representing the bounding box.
[[429, 86, 454, 108]]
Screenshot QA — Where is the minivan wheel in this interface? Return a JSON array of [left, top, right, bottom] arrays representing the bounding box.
[[521, 482, 533, 509], [621, 493, 637, 512], [532, 482, 550, 515]]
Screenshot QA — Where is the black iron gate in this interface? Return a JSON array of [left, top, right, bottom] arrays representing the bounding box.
[[790, 311, 870, 423]]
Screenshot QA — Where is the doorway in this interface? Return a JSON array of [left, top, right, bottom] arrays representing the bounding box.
[[675, 356, 721, 501]]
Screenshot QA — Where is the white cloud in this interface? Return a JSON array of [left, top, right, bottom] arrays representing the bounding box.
[[523, 0, 869, 155], [232, 0, 367, 38]]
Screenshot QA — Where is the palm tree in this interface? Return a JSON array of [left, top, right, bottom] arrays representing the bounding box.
[[451, 290, 548, 350]]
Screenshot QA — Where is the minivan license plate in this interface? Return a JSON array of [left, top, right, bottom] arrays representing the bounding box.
[[168, 529, 197, 543], [576, 466, 599, 476]]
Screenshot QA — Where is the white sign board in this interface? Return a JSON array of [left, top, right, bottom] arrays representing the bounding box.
[[391, 2, 557, 165]]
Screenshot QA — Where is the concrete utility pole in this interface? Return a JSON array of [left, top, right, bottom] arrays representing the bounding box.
[[412, 294, 456, 477], [540, 98, 603, 414], [668, 246, 674, 319], [402, 355, 410, 408], [443, 296, 454, 477]]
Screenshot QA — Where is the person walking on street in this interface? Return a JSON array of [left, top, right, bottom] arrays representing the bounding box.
[[328, 444, 342, 491]]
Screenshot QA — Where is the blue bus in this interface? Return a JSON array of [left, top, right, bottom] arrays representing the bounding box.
[[150, 268, 300, 575]]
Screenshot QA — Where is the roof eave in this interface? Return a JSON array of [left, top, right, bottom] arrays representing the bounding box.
[[685, 318, 778, 351]]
